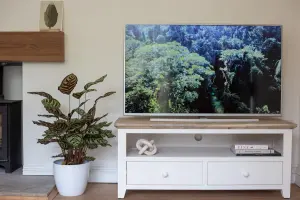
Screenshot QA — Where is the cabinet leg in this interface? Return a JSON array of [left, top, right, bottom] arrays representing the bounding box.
[[281, 130, 292, 199], [281, 187, 291, 199], [118, 129, 127, 199], [118, 186, 126, 199]]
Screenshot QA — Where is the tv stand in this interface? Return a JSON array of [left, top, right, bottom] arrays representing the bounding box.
[[115, 117, 297, 199], [150, 117, 259, 122]]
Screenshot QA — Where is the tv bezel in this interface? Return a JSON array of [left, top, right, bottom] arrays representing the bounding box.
[[123, 24, 283, 117]]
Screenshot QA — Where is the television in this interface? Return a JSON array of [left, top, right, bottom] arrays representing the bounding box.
[[124, 24, 282, 116]]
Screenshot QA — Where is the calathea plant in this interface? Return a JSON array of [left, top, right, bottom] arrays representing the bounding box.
[[28, 74, 116, 165]]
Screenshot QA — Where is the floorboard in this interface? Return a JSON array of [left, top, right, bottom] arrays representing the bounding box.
[[54, 184, 300, 200]]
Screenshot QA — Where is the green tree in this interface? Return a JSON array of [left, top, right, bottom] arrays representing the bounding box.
[[125, 42, 215, 113], [219, 46, 265, 112]]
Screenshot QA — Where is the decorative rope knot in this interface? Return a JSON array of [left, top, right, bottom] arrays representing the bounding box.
[[136, 139, 157, 156]]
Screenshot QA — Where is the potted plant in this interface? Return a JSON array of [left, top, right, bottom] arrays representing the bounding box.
[[28, 73, 116, 196]]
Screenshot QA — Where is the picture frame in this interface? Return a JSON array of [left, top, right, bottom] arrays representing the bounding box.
[[39, 1, 64, 31]]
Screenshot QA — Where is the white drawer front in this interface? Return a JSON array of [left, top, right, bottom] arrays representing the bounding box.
[[127, 162, 203, 185], [208, 161, 282, 185]]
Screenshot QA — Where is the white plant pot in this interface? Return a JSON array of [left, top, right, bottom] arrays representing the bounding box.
[[53, 159, 90, 196]]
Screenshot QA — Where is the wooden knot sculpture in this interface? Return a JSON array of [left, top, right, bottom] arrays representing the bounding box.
[[136, 139, 157, 156]]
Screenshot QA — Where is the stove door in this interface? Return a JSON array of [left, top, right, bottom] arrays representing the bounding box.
[[0, 106, 7, 160]]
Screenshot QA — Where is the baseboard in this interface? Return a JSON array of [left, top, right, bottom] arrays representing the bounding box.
[[89, 166, 117, 183], [22, 163, 299, 184], [22, 165, 52, 175], [294, 165, 300, 186], [295, 174, 300, 187], [292, 165, 298, 183], [23, 162, 117, 183]]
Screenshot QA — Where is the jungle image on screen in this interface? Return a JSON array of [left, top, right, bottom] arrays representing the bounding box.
[[125, 25, 281, 114]]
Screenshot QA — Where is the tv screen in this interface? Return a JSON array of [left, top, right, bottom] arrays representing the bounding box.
[[124, 24, 282, 116]]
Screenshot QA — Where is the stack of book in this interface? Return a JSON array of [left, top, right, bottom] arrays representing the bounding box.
[[230, 144, 281, 156]]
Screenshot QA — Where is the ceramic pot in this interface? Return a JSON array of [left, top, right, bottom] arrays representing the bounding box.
[[53, 159, 90, 196]]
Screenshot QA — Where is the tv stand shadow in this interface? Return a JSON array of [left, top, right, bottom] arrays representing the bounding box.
[[115, 117, 297, 199]]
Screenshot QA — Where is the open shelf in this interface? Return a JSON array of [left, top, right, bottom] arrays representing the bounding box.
[[126, 147, 283, 161]]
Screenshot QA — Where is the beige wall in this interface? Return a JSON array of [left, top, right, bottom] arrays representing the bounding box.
[[1, 0, 300, 181]]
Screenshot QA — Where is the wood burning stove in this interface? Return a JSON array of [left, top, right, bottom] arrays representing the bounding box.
[[0, 62, 22, 173]]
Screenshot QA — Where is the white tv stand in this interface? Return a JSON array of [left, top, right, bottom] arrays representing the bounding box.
[[115, 117, 296, 199]]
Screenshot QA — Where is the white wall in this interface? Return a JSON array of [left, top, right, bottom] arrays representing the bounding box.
[[1, 0, 300, 182]]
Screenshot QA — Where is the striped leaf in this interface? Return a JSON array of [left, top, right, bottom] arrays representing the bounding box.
[[82, 114, 94, 123], [52, 153, 64, 158], [85, 134, 109, 147], [78, 99, 90, 108], [72, 89, 96, 99], [37, 138, 52, 145], [56, 109, 68, 120], [51, 120, 68, 132], [42, 129, 61, 138], [46, 107, 68, 120], [28, 92, 53, 99], [94, 121, 112, 129], [86, 127, 98, 135], [92, 113, 108, 123], [75, 108, 86, 116], [82, 105, 96, 123], [68, 118, 86, 133], [84, 156, 95, 161], [95, 91, 116, 103], [42, 98, 61, 109], [42, 130, 56, 137], [58, 73, 78, 95], [94, 138, 109, 146], [84, 74, 107, 90], [69, 99, 89, 118], [87, 105, 96, 118], [66, 134, 82, 147], [33, 120, 53, 128], [58, 141, 69, 149], [84, 133, 103, 139], [38, 114, 57, 118], [100, 129, 115, 138]]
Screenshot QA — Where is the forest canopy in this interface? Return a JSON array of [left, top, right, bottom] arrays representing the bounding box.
[[125, 25, 282, 114]]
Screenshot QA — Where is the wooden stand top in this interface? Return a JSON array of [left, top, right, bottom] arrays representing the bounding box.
[[114, 117, 297, 129]]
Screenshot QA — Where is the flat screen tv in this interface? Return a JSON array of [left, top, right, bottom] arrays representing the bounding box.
[[124, 24, 282, 116]]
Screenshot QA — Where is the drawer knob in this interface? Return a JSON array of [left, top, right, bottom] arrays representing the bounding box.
[[242, 172, 250, 178], [162, 172, 169, 178]]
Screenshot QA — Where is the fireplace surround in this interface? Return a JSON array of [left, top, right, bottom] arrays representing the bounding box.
[[0, 31, 64, 172], [0, 62, 22, 173]]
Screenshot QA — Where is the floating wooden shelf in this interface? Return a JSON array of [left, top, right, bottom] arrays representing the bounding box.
[[0, 31, 64, 62]]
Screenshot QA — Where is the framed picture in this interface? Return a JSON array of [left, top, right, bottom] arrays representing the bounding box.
[[39, 1, 64, 31]]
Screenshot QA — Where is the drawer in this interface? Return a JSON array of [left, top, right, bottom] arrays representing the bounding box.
[[127, 162, 203, 185], [207, 161, 282, 185]]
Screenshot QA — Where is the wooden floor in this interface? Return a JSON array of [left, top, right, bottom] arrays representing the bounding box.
[[54, 184, 300, 200]]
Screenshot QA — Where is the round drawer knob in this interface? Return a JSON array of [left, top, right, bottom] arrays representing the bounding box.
[[242, 172, 250, 178], [162, 172, 169, 178]]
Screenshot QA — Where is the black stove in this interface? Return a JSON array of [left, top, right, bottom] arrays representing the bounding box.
[[0, 62, 22, 173]]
